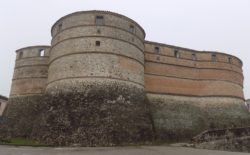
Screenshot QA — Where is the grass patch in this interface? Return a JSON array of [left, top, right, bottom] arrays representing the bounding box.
[[0, 138, 49, 147]]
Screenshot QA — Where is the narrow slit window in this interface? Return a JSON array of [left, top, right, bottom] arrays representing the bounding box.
[[239, 61, 242, 66], [39, 49, 45, 56], [58, 23, 62, 32], [228, 57, 232, 64], [174, 50, 180, 58], [19, 52, 23, 59], [212, 54, 217, 62], [95, 16, 104, 25], [96, 41, 101, 46], [192, 53, 197, 61], [129, 25, 135, 33], [154, 47, 160, 53]]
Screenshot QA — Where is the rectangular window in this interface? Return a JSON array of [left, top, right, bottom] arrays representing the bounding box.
[[95, 16, 104, 25], [192, 53, 197, 61], [19, 52, 23, 59], [129, 25, 135, 33], [154, 47, 160, 53], [96, 41, 101, 46], [212, 54, 217, 62], [174, 50, 180, 58], [58, 23, 62, 32], [228, 57, 232, 63]]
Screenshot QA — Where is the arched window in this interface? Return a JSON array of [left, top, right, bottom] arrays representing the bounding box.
[[154, 47, 160, 53], [39, 49, 45, 56], [174, 50, 180, 58]]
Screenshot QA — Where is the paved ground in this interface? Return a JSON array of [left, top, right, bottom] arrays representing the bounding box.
[[0, 145, 248, 155]]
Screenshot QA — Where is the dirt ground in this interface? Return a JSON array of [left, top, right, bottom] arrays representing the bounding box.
[[0, 145, 248, 155]]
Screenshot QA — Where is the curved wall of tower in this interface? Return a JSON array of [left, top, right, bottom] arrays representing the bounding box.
[[144, 41, 249, 140], [47, 11, 145, 94], [5, 10, 250, 145], [6, 46, 50, 137], [10, 46, 50, 96], [40, 11, 152, 145]]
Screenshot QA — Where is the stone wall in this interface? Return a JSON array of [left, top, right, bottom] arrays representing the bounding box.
[[4, 10, 250, 145], [47, 11, 144, 94], [5, 46, 50, 137], [41, 10, 153, 145], [0, 96, 8, 116], [147, 93, 250, 141], [144, 41, 248, 141], [144, 41, 244, 98], [10, 46, 50, 96]]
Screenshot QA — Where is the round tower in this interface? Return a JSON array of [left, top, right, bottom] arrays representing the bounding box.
[[47, 10, 145, 95], [38, 11, 152, 146], [5, 46, 50, 137], [10, 46, 50, 97]]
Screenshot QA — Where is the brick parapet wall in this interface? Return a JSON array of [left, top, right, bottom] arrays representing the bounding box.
[[144, 42, 244, 99]]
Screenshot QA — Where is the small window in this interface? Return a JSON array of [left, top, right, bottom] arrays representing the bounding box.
[[97, 29, 101, 34], [212, 54, 217, 62], [39, 49, 45, 56], [129, 25, 135, 33], [228, 57, 232, 64], [58, 23, 62, 32], [19, 52, 23, 59], [95, 16, 104, 25], [239, 61, 242, 66], [96, 41, 101, 46], [154, 47, 160, 53], [192, 53, 197, 61], [156, 56, 160, 61], [174, 50, 180, 58]]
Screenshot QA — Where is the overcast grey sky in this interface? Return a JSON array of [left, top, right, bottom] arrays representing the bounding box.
[[1, 0, 250, 99]]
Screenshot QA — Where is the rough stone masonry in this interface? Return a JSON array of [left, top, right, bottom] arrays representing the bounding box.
[[2, 10, 250, 146]]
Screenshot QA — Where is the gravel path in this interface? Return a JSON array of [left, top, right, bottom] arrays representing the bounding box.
[[0, 145, 248, 155]]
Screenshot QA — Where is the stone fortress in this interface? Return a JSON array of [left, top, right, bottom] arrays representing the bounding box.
[[5, 10, 250, 145]]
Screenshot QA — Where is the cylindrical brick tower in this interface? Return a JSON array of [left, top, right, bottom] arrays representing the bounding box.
[[10, 46, 50, 97], [5, 46, 50, 137], [144, 41, 250, 140], [47, 10, 145, 94], [38, 11, 152, 146]]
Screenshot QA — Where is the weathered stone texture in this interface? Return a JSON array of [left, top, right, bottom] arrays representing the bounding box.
[[3, 95, 43, 137], [10, 46, 50, 96], [35, 83, 153, 146], [4, 10, 250, 145], [147, 93, 250, 141]]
